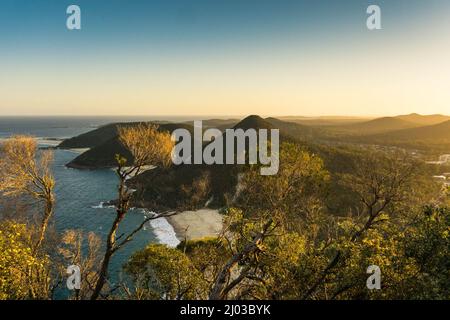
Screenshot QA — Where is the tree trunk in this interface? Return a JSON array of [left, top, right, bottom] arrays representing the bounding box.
[[33, 196, 54, 256], [90, 211, 123, 300], [209, 221, 272, 300]]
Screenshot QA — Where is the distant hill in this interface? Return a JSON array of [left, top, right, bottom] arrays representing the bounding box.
[[60, 119, 239, 150], [235, 115, 273, 130], [64, 123, 193, 168], [128, 115, 369, 212], [277, 114, 450, 128], [62, 116, 275, 169], [362, 120, 450, 148], [265, 117, 322, 140], [277, 116, 371, 127], [327, 117, 422, 135], [58, 123, 122, 149], [395, 113, 450, 126], [62, 114, 326, 171], [197, 118, 239, 131], [67, 137, 132, 169], [127, 115, 303, 210], [59, 114, 382, 212]]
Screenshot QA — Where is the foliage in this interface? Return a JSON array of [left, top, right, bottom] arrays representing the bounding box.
[[91, 124, 175, 300], [180, 171, 211, 209], [58, 230, 102, 300], [1, 123, 449, 301], [237, 142, 330, 232], [178, 237, 228, 285], [0, 221, 50, 299], [124, 145, 447, 301], [0, 136, 55, 254], [118, 123, 174, 169], [124, 244, 208, 299]]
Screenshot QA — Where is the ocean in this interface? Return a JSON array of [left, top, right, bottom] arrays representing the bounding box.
[[0, 115, 231, 139], [0, 116, 187, 297]]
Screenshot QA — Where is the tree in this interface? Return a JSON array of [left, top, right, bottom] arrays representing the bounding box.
[[302, 151, 420, 299], [0, 136, 55, 256], [178, 237, 229, 287], [90, 124, 174, 300], [116, 145, 448, 300], [174, 143, 330, 300], [0, 220, 50, 299], [237, 142, 329, 233], [315, 205, 450, 300], [340, 151, 418, 240], [58, 230, 102, 300], [209, 208, 279, 300], [129, 209, 282, 300], [124, 244, 208, 299]]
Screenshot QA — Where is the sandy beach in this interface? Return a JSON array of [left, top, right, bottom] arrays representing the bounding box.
[[167, 209, 223, 241]]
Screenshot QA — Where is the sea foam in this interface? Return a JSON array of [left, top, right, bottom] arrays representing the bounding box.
[[145, 210, 180, 248], [91, 204, 180, 248], [91, 201, 115, 209]]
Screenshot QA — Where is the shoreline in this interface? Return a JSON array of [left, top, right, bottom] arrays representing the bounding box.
[[166, 209, 223, 242]]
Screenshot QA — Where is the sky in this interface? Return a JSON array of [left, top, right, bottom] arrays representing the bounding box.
[[0, 0, 449, 117]]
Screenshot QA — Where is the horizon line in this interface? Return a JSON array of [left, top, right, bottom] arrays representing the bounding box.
[[0, 113, 448, 119]]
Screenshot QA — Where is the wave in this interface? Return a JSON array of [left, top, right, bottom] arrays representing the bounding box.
[[90, 201, 116, 209], [142, 210, 180, 248], [90, 204, 180, 247]]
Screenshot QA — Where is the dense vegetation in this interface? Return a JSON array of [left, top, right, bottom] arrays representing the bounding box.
[[0, 114, 449, 300]]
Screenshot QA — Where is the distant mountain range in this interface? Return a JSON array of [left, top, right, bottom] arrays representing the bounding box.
[[59, 113, 450, 169], [277, 116, 373, 127], [324, 114, 448, 135], [330, 117, 422, 135], [360, 119, 450, 149], [396, 113, 450, 126]]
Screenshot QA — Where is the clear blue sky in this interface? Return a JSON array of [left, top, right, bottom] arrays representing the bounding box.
[[0, 0, 449, 116]]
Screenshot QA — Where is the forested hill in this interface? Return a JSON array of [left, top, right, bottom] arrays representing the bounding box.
[[55, 113, 447, 212], [60, 115, 324, 169], [62, 122, 193, 168], [59, 122, 184, 149], [326, 117, 421, 135], [127, 115, 285, 210], [357, 120, 450, 150]]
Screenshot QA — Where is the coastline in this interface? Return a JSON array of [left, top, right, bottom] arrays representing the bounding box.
[[31, 135, 225, 248], [166, 209, 223, 242]]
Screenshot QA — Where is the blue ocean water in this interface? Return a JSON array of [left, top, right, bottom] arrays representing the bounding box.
[[0, 116, 187, 297], [52, 149, 158, 288], [0, 115, 230, 139]]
